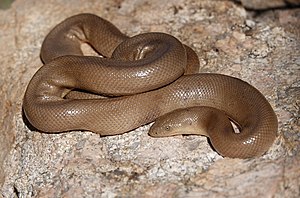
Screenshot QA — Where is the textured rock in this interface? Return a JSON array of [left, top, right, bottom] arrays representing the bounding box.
[[0, 0, 299, 197]]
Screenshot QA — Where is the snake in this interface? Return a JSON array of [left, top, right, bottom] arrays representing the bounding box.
[[23, 13, 278, 158]]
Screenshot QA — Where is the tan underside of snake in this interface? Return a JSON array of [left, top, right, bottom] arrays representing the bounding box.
[[23, 13, 278, 158]]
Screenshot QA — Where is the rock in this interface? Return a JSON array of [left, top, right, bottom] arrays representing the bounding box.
[[0, 0, 299, 197]]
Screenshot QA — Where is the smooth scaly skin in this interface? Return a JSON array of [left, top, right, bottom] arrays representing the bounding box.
[[23, 13, 278, 158], [149, 106, 270, 158]]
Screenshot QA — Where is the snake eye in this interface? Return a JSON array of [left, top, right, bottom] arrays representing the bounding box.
[[165, 126, 171, 131]]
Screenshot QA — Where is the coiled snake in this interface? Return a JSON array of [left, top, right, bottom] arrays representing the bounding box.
[[23, 13, 278, 158]]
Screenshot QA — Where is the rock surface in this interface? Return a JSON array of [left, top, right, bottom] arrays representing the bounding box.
[[0, 0, 299, 197]]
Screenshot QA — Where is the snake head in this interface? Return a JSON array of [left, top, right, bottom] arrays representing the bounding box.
[[148, 107, 203, 137]]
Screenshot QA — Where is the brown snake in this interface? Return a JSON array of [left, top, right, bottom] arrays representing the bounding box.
[[23, 13, 278, 158]]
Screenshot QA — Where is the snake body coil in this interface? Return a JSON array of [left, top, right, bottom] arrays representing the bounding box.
[[23, 13, 278, 158]]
